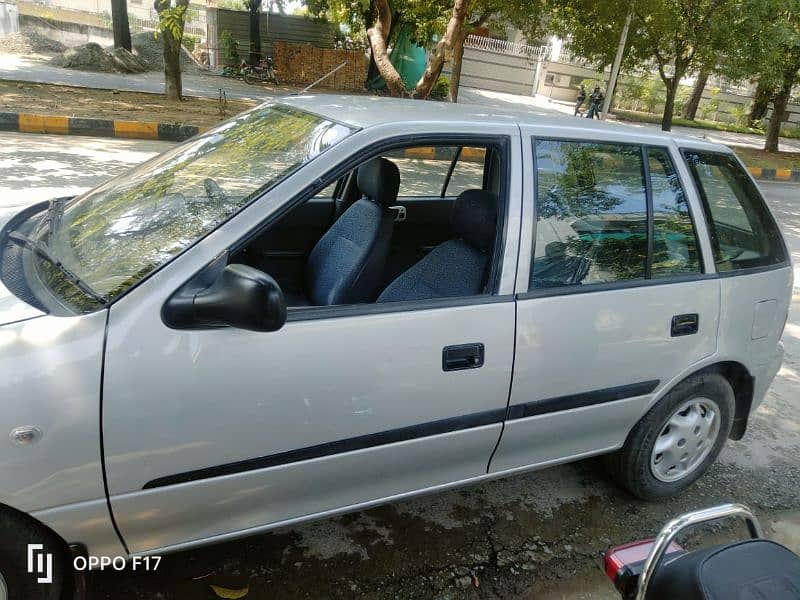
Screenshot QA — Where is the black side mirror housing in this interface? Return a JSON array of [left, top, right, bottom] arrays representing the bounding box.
[[163, 262, 286, 332]]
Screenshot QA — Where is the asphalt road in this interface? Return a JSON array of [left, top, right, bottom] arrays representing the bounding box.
[[0, 132, 798, 599]]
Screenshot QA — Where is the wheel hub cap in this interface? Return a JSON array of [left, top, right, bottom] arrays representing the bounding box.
[[650, 397, 720, 483]]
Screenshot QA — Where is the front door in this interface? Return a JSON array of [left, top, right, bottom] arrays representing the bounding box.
[[102, 129, 522, 555], [490, 134, 720, 472]]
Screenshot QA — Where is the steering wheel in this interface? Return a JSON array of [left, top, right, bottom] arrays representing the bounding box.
[[203, 178, 228, 205]]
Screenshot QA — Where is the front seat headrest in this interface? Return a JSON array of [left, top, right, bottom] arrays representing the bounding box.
[[452, 190, 497, 251], [356, 158, 400, 206]]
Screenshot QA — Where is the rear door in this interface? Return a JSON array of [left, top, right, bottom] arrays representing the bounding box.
[[490, 132, 721, 472]]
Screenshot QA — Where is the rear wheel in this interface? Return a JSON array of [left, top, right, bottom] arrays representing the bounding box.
[[0, 510, 69, 600], [605, 373, 734, 500], [243, 71, 258, 85]]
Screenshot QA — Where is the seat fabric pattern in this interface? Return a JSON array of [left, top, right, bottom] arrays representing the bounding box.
[[377, 239, 487, 302], [306, 199, 393, 306]]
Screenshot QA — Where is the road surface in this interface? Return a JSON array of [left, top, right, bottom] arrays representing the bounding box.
[[0, 132, 798, 599]]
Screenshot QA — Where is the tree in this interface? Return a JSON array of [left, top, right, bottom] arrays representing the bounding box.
[[244, 0, 263, 64], [548, 0, 742, 131], [111, 0, 132, 52], [366, 0, 472, 98], [154, 0, 190, 100], [681, 66, 710, 120], [719, 0, 800, 151], [309, 0, 544, 100]]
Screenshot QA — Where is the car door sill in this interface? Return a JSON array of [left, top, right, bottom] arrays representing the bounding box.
[[129, 444, 619, 558]]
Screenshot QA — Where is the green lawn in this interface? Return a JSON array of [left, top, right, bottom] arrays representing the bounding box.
[[729, 146, 800, 171], [612, 109, 765, 135]]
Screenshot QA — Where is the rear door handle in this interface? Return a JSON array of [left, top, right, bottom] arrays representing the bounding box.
[[443, 343, 484, 371], [671, 313, 699, 337]]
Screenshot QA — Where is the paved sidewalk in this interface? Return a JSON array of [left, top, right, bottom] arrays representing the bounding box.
[[0, 54, 273, 101]]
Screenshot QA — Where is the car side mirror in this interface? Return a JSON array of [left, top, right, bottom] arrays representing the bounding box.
[[163, 263, 286, 332]]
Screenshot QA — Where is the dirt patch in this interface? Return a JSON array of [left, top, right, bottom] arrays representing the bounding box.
[[48, 32, 202, 74], [50, 43, 149, 74], [0, 81, 256, 127], [0, 31, 66, 55]]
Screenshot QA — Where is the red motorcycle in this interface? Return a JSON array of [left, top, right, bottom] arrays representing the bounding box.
[[603, 503, 800, 599]]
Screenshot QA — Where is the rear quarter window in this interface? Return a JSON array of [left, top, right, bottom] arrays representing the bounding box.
[[682, 150, 787, 272]]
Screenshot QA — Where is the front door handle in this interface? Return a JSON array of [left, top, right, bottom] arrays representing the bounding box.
[[671, 313, 699, 337], [443, 343, 484, 371]]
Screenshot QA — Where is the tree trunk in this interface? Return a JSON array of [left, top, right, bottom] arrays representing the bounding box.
[[765, 82, 791, 153], [248, 2, 261, 64], [749, 80, 772, 126], [661, 77, 679, 131], [163, 28, 183, 100], [682, 67, 709, 120], [410, 0, 470, 99], [111, 0, 132, 51], [448, 30, 466, 103], [366, 0, 405, 96]]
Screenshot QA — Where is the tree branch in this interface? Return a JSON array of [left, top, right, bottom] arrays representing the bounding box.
[[366, 0, 406, 96], [411, 0, 471, 98]]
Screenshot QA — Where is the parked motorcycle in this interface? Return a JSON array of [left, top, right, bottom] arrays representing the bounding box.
[[243, 56, 279, 86], [603, 503, 800, 599]]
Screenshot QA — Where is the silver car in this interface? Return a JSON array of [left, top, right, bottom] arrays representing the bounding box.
[[0, 97, 791, 599]]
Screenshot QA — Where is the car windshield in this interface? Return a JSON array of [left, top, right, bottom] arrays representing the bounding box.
[[31, 104, 353, 312]]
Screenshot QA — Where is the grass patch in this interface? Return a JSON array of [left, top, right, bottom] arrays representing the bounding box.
[[729, 146, 800, 171], [612, 109, 765, 135]]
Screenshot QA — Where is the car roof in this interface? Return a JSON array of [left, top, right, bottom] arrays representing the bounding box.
[[278, 94, 729, 153]]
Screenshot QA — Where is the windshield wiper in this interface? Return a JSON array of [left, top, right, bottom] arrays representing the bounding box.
[[36, 197, 67, 242], [8, 231, 107, 305]]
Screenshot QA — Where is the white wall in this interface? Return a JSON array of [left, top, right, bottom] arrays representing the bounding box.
[[0, 2, 19, 38]]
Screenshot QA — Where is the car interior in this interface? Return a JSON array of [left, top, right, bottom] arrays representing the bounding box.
[[232, 143, 506, 308]]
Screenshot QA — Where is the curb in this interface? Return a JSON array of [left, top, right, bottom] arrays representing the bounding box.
[[0, 111, 205, 142], [746, 166, 800, 182]]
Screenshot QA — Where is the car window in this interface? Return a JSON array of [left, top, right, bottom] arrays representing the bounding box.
[[381, 146, 485, 197], [34, 105, 353, 311], [531, 140, 647, 289], [683, 151, 786, 271], [648, 148, 702, 277]]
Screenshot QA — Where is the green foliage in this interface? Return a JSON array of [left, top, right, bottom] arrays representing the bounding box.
[[429, 74, 450, 99], [697, 88, 720, 121], [154, 0, 189, 40], [221, 29, 241, 63], [182, 33, 199, 52]]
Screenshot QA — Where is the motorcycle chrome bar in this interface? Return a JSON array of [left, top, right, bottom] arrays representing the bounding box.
[[635, 503, 763, 600]]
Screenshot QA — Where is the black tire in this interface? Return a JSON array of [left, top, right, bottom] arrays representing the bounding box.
[[243, 71, 257, 85], [0, 509, 70, 600], [605, 372, 735, 500]]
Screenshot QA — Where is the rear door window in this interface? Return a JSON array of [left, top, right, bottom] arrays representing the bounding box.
[[683, 150, 786, 272], [531, 140, 648, 288]]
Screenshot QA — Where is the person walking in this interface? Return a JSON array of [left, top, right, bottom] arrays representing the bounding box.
[[574, 84, 587, 116], [586, 86, 605, 119]]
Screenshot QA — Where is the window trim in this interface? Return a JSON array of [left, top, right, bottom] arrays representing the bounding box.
[[525, 138, 707, 298], [680, 147, 789, 275], [231, 133, 514, 322]]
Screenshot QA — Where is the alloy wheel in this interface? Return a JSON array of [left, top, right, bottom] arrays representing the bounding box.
[[650, 397, 720, 482]]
